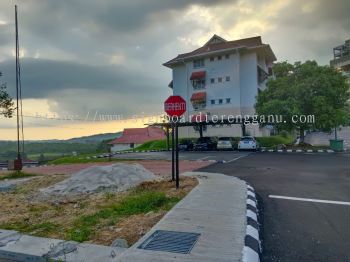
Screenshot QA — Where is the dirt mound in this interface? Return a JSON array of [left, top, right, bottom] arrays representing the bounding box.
[[40, 163, 158, 196]]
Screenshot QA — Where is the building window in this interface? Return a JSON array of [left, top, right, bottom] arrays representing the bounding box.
[[219, 99, 223, 104], [226, 76, 230, 81], [194, 125, 207, 132], [193, 102, 206, 110], [226, 98, 231, 104], [210, 57, 214, 62], [192, 79, 205, 90], [225, 54, 230, 59], [193, 59, 205, 68], [218, 77, 222, 83], [210, 78, 215, 84], [211, 99, 215, 105], [218, 55, 222, 60]]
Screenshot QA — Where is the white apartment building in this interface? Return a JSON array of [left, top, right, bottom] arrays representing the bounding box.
[[163, 35, 277, 138]]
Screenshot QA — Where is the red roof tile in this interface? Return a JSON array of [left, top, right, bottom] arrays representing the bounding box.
[[109, 126, 165, 145]]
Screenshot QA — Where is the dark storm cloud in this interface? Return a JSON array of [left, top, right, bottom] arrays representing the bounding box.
[[0, 24, 13, 46], [0, 0, 235, 116], [276, 0, 350, 30], [0, 58, 167, 117], [256, 0, 350, 65], [1, 0, 233, 36], [0, 58, 161, 99], [0, 0, 349, 118], [92, 0, 233, 32]]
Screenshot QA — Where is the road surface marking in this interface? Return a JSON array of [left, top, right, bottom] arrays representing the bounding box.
[[227, 154, 250, 163], [198, 156, 212, 160], [269, 195, 350, 206]]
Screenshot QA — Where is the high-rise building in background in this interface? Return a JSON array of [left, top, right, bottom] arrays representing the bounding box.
[[330, 39, 350, 80]]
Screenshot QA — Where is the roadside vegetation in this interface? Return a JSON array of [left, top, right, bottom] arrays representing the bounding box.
[[134, 139, 171, 151], [256, 61, 350, 142], [256, 135, 293, 148], [0, 135, 119, 162], [0, 176, 197, 245], [0, 171, 37, 181], [48, 154, 140, 165], [134, 135, 294, 151]]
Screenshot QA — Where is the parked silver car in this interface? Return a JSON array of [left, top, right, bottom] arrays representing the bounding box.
[[238, 136, 259, 151], [217, 137, 233, 150]]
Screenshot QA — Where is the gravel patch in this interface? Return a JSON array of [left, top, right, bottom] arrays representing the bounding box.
[[39, 163, 158, 197], [0, 177, 37, 192]]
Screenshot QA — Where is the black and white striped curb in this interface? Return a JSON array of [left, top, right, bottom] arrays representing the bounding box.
[[85, 149, 169, 159], [260, 149, 342, 153], [243, 184, 261, 262]]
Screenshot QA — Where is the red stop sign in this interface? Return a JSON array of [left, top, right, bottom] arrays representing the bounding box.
[[164, 95, 186, 117]]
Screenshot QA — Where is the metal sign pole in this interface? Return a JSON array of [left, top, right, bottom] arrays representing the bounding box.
[[171, 121, 175, 181], [164, 95, 186, 189], [175, 122, 179, 189]]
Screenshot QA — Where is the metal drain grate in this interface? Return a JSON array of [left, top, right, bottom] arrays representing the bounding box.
[[138, 230, 200, 254]]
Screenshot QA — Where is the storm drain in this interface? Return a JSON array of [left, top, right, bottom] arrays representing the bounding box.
[[138, 230, 200, 254]]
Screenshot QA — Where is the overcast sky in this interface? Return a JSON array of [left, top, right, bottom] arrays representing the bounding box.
[[0, 0, 349, 139]]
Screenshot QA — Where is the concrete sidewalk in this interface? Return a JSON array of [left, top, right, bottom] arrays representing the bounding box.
[[118, 172, 247, 261], [0, 172, 250, 262]]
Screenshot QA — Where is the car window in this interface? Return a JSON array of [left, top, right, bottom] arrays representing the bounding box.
[[240, 137, 254, 141]]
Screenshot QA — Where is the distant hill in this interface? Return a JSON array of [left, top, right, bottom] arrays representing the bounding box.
[[0, 132, 122, 161], [66, 132, 122, 143]]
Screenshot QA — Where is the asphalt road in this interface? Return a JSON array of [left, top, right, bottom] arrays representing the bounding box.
[[112, 150, 251, 162], [198, 153, 350, 262]]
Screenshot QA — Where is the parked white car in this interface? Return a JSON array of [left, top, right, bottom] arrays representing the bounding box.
[[217, 137, 233, 150], [238, 136, 259, 151]]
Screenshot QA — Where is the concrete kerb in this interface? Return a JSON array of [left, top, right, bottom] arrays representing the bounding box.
[[243, 184, 261, 262], [259, 148, 348, 153], [0, 229, 127, 262]]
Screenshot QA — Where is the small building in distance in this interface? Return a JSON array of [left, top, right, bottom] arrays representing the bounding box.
[[330, 39, 350, 79], [109, 126, 165, 152]]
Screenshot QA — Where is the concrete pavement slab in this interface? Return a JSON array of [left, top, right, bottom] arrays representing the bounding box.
[[118, 172, 248, 262]]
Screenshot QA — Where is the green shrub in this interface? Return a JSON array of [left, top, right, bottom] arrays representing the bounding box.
[[279, 130, 289, 138], [256, 135, 293, 148], [135, 140, 169, 151]]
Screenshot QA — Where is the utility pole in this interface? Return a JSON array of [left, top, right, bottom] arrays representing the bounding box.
[[15, 5, 20, 161]]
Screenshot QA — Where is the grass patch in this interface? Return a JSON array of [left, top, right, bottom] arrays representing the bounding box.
[[134, 139, 170, 151], [67, 190, 180, 242], [49, 155, 137, 165], [0, 171, 37, 181], [2, 221, 58, 237], [256, 135, 293, 148]]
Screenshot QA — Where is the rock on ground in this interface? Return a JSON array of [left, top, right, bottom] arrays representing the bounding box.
[[39, 163, 158, 196], [0, 177, 37, 193]]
